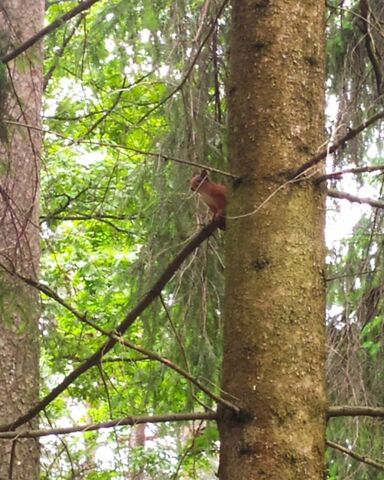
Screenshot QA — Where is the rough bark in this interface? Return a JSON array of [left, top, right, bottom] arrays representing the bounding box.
[[218, 1, 327, 479], [0, 1, 44, 478]]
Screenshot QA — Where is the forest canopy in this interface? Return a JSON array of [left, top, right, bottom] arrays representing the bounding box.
[[0, 0, 384, 479]]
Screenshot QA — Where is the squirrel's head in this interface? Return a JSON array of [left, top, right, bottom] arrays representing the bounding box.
[[190, 169, 209, 191]]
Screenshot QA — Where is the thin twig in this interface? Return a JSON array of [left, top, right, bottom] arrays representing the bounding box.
[[160, 294, 189, 370], [227, 167, 313, 221], [43, 14, 84, 90], [0, 412, 217, 439], [136, 0, 229, 125], [2, 119, 234, 178], [317, 164, 384, 183], [0, 245, 238, 414], [327, 440, 384, 471], [327, 188, 384, 209], [114, 334, 238, 412], [1, 0, 101, 64], [291, 109, 384, 179]]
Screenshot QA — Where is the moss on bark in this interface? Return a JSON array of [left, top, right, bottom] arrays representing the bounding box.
[[219, 1, 327, 478]]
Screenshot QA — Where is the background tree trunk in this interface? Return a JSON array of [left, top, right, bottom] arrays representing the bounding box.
[[0, 1, 44, 478], [219, 1, 327, 478]]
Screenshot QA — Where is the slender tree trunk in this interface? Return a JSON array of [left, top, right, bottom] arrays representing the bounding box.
[[218, 1, 327, 479], [0, 1, 44, 478]]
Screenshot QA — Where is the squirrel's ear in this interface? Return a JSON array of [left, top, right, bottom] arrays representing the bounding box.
[[200, 169, 209, 178]]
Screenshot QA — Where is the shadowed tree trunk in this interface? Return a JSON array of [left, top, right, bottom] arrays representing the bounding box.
[[218, 1, 327, 478], [0, 1, 44, 478]]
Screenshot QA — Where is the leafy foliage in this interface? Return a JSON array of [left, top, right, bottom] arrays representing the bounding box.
[[10, 0, 384, 477], [326, 3, 384, 476], [39, 0, 228, 476]]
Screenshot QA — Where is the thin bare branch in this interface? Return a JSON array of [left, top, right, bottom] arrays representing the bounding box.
[[40, 214, 134, 223], [120, 146, 235, 178], [291, 109, 384, 179], [327, 440, 384, 471], [1, 0, 101, 64], [3, 119, 234, 178], [43, 14, 84, 91], [327, 188, 384, 209], [317, 164, 384, 183], [116, 335, 238, 412], [0, 412, 217, 439], [328, 405, 384, 418], [160, 294, 189, 370], [3, 265, 238, 413]]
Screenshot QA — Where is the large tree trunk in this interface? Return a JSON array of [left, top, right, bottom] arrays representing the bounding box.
[[0, 1, 44, 478], [218, 1, 327, 479]]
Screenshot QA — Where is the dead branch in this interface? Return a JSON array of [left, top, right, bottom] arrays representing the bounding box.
[[327, 188, 384, 209], [327, 440, 384, 471], [4, 404, 384, 440], [1, 0, 101, 64], [328, 405, 384, 418], [291, 109, 384, 179], [114, 334, 238, 413], [317, 164, 384, 183], [0, 412, 217, 439], [1, 260, 238, 412]]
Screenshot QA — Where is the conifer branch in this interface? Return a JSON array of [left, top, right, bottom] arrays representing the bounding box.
[[291, 109, 384, 179], [317, 164, 384, 183], [3, 119, 234, 178], [136, 0, 230, 125], [0, 412, 217, 439], [328, 405, 384, 418], [3, 267, 238, 413], [0, 219, 224, 432], [1, 0, 101, 64], [327, 188, 384, 209], [327, 440, 384, 471]]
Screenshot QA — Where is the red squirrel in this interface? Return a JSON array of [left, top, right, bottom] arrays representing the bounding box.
[[190, 169, 227, 229]]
